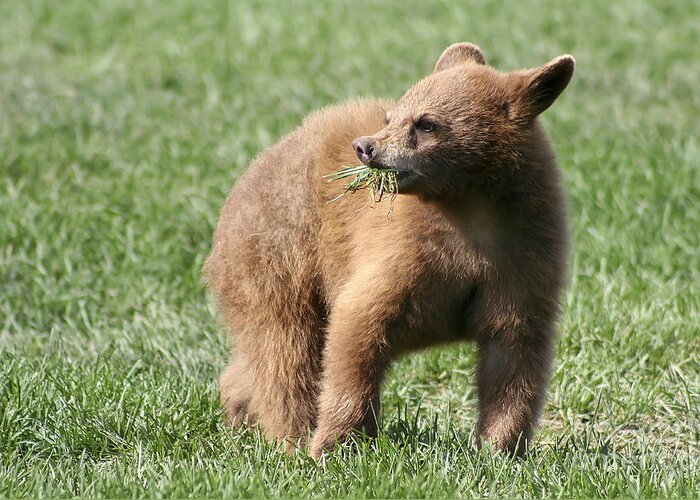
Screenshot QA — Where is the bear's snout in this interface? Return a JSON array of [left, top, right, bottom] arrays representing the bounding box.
[[352, 136, 377, 164]]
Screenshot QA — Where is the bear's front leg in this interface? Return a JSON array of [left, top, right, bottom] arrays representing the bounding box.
[[309, 277, 404, 458], [476, 322, 554, 456]]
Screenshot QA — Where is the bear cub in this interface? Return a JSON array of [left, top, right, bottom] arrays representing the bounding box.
[[205, 43, 574, 457]]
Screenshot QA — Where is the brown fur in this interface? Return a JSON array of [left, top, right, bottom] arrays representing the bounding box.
[[204, 43, 574, 457]]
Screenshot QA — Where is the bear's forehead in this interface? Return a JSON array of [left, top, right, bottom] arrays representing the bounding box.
[[396, 66, 506, 117]]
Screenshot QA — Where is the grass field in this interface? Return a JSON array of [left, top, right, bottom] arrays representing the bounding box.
[[1, 0, 699, 497]]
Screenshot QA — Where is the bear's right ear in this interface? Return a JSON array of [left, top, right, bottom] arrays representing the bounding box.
[[434, 42, 486, 73]]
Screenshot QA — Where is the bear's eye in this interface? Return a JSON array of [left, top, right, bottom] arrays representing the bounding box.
[[415, 117, 436, 133]]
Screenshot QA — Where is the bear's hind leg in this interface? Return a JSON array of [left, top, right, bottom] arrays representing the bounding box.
[[243, 313, 326, 452], [220, 352, 257, 426]]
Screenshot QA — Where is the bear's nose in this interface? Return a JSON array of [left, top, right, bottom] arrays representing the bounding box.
[[352, 137, 376, 164]]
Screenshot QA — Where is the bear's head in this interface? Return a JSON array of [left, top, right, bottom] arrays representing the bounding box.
[[352, 43, 575, 201]]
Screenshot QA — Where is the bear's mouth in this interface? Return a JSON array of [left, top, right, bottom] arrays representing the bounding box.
[[365, 158, 392, 170], [366, 159, 418, 191], [368, 159, 410, 175]]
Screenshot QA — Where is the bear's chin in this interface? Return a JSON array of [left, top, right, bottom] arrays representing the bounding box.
[[395, 170, 450, 201], [394, 169, 421, 192]]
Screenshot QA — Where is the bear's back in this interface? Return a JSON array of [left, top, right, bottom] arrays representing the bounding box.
[[204, 99, 392, 323]]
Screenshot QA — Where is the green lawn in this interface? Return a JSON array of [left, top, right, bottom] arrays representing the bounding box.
[[1, 0, 698, 497]]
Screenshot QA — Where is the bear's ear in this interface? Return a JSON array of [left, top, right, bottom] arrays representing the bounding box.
[[514, 55, 575, 120], [434, 42, 486, 73]]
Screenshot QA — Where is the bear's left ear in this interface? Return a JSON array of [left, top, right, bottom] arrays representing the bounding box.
[[434, 42, 486, 73], [514, 55, 575, 120]]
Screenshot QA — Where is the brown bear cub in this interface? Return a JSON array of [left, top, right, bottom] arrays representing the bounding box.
[[205, 43, 574, 457]]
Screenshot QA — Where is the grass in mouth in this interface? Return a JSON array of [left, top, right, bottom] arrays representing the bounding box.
[[324, 165, 399, 216]]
